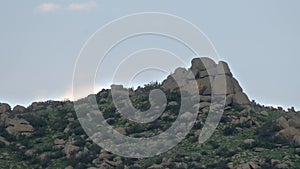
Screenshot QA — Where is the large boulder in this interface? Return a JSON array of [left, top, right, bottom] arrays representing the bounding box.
[[161, 76, 179, 92], [196, 76, 212, 95], [54, 138, 65, 145], [5, 118, 34, 136], [293, 135, 300, 146], [277, 127, 300, 141], [212, 75, 234, 95], [231, 77, 243, 93], [288, 118, 300, 129], [0, 103, 11, 113], [237, 162, 260, 169], [12, 105, 26, 114], [64, 144, 80, 158], [28, 102, 46, 112], [243, 139, 256, 146], [276, 117, 289, 129], [216, 61, 232, 76], [0, 136, 10, 146], [174, 67, 188, 78], [232, 92, 250, 105], [190, 57, 216, 76]]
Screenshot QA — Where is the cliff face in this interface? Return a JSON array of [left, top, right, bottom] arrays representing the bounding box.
[[162, 57, 250, 106]]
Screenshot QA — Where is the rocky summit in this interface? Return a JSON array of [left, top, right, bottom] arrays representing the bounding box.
[[0, 57, 300, 169], [162, 57, 250, 106]]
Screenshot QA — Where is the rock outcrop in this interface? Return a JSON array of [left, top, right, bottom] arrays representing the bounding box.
[[5, 118, 34, 136], [12, 105, 26, 114], [276, 116, 300, 146], [0, 103, 11, 114], [64, 144, 80, 158], [162, 57, 250, 106], [0, 102, 34, 137]]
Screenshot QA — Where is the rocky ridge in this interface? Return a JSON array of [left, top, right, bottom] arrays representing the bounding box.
[[0, 57, 299, 169]]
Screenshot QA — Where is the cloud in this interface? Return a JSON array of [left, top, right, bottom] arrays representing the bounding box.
[[35, 1, 97, 13], [36, 3, 61, 13], [67, 1, 97, 11]]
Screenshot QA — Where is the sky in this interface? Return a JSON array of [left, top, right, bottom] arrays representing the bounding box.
[[0, 1, 299, 110]]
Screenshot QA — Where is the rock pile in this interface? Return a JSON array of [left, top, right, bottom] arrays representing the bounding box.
[[276, 116, 300, 146], [0, 102, 34, 137], [162, 57, 250, 106]]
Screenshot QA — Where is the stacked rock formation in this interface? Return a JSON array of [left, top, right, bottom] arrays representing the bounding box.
[[162, 57, 250, 106], [0, 103, 34, 137]]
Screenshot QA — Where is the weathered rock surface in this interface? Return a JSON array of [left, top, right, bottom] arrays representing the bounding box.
[[0, 136, 10, 146], [12, 105, 26, 113], [275, 116, 300, 147], [54, 138, 65, 145], [0, 103, 11, 113], [288, 118, 300, 129], [162, 57, 250, 106], [276, 117, 289, 129], [64, 144, 80, 158], [5, 118, 34, 136], [244, 139, 255, 146], [232, 92, 251, 105]]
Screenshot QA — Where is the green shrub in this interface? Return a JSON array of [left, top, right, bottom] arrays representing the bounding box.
[[216, 147, 236, 158], [33, 127, 48, 137], [207, 159, 230, 169], [24, 113, 48, 128], [223, 126, 237, 136], [255, 121, 288, 148], [208, 140, 220, 149], [126, 124, 146, 134], [1, 129, 16, 142], [0, 141, 5, 148], [102, 106, 116, 119]]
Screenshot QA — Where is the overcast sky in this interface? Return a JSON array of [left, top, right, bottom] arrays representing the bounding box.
[[0, 1, 299, 110]]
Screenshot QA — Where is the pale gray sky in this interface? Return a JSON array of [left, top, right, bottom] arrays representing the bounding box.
[[0, 1, 299, 110]]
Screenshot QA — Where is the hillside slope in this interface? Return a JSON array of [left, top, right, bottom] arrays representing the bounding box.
[[0, 58, 300, 169]]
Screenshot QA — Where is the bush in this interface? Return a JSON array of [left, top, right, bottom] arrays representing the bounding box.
[[52, 118, 68, 132], [201, 151, 208, 155], [69, 122, 85, 135], [88, 144, 101, 154], [256, 121, 281, 138], [40, 155, 51, 168], [216, 147, 236, 158], [208, 140, 220, 149], [144, 81, 160, 90], [0, 141, 5, 148], [33, 127, 48, 137], [23, 113, 47, 128], [207, 159, 230, 169], [102, 106, 116, 119], [51, 151, 65, 159], [1, 129, 16, 142], [241, 141, 258, 149], [73, 137, 86, 147], [223, 126, 238, 136], [126, 124, 146, 134], [231, 105, 245, 112], [255, 121, 287, 148], [35, 142, 53, 154]]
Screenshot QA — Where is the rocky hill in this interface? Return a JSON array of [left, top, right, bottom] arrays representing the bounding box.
[[0, 57, 300, 169]]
